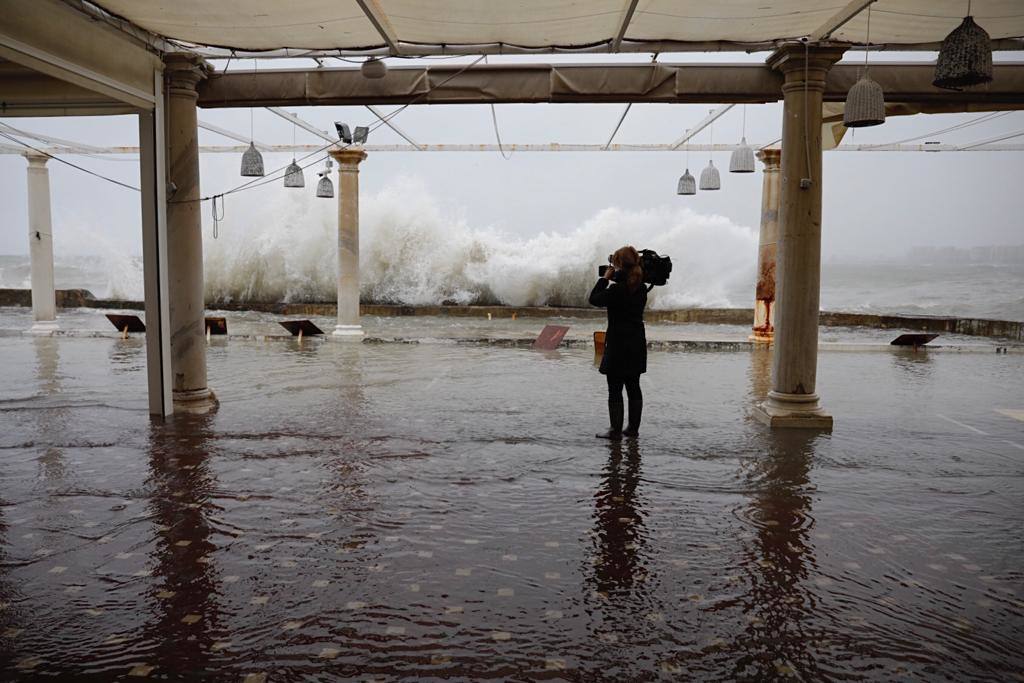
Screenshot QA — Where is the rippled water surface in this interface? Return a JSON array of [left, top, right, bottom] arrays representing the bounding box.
[[1, 336, 1022, 680]]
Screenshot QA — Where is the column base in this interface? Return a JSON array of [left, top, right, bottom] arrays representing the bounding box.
[[752, 390, 832, 429], [331, 324, 364, 341], [28, 320, 59, 335], [748, 332, 773, 344], [173, 387, 218, 415]]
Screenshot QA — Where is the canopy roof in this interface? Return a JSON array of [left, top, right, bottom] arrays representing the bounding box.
[[90, 0, 1024, 54]]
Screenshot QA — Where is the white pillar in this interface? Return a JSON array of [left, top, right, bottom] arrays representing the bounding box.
[[754, 46, 844, 430], [164, 53, 216, 413], [751, 148, 781, 343], [25, 152, 58, 334], [329, 147, 367, 339]]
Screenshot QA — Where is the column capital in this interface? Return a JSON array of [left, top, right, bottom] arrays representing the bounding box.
[[767, 44, 846, 92], [756, 148, 781, 171], [329, 147, 368, 170], [24, 152, 49, 168], [163, 53, 211, 99]]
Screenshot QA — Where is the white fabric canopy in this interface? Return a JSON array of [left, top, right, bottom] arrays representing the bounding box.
[[92, 0, 1024, 52]]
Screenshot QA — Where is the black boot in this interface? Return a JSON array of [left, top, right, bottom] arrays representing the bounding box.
[[596, 401, 624, 439], [623, 399, 642, 437]]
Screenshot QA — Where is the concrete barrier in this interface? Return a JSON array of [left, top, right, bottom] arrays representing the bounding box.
[[0, 289, 1020, 341]]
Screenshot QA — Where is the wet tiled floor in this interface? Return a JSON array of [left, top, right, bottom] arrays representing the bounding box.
[[1, 335, 1022, 680]]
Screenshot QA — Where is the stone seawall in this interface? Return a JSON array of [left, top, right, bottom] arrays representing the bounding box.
[[1, 288, 1021, 341]]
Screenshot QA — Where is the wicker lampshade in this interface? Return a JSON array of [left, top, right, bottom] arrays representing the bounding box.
[[361, 58, 388, 79], [316, 174, 334, 198], [843, 74, 886, 128], [677, 169, 696, 195], [699, 160, 720, 191], [283, 159, 305, 188], [729, 137, 755, 173], [240, 142, 264, 177], [933, 16, 993, 89]]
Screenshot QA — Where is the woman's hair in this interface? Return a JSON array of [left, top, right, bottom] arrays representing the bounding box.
[[612, 246, 644, 293]]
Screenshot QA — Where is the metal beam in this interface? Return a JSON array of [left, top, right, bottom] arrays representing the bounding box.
[[265, 107, 336, 143], [197, 120, 272, 151], [4, 142, 1022, 156], [0, 0, 162, 109], [353, 0, 403, 55], [612, 0, 641, 53], [671, 105, 734, 149], [810, 0, 875, 42], [365, 105, 423, 149], [197, 62, 1024, 108]]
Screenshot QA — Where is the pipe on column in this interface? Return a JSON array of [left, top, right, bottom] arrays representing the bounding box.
[[164, 53, 217, 413], [25, 152, 58, 334], [754, 45, 845, 429], [751, 148, 781, 343], [329, 147, 368, 339]]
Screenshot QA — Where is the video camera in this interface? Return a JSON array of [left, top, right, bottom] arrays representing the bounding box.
[[598, 249, 673, 287]]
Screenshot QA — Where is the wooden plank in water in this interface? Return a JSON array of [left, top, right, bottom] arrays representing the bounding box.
[[533, 325, 569, 350], [279, 320, 325, 337], [105, 313, 145, 333], [890, 333, 939, 347]]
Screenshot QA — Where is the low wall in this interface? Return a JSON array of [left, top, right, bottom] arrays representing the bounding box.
[[1, 289, 1021, 341]]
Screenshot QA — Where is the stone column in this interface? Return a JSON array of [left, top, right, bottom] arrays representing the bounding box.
[[164, 54, 216, 413], [751, 148, 781, 343], [25, 153, 58, 334], [329, 147, 367, 339], [754, 46, 844, 430]]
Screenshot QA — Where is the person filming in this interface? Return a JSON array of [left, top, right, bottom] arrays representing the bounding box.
[[589, 246, 647, 440]]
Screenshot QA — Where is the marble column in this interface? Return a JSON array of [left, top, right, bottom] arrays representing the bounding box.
[[754, 46, 844, 430], [164, 53, 216, 413], [25, 153, 58, 334], [751, 148, 781, 343], [329, 147, 367, 339]]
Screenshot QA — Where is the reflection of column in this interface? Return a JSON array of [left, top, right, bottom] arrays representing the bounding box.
[[748, 345, 773, 405], [751, 149, 781, 343], [329, 147, 367, 339], [144, 414, 222, 674], [25, 153, 58, 334], [735, 430, 820, 680], [590, 440, 647, 595], [754, 46, 844, 430], [34, 337, 66, 480], [164, 53, 217, 413]]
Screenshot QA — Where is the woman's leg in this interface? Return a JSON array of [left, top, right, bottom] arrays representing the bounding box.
[[598, 376, 625, 439], [623, 375, 643, 437]]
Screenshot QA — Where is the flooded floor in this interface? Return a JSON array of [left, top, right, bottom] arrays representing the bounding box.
[[1, 335, 1022, 680]]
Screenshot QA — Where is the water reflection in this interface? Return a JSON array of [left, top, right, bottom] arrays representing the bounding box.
[[734, 429, 823, 680], [747, 345, 773, 404], [590, 439, 648, 597], [33, 337, 67, 481], [142, 414, 224, 675]]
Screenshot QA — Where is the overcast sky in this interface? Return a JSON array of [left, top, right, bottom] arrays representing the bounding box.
[[1, 50, 1021, 261]]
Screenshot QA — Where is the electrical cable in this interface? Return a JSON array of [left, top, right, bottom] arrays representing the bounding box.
[[0, 130, 141, 192]]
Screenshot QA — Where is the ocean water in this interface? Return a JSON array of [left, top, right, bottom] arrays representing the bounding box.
[[1, 183, 1021, 320]]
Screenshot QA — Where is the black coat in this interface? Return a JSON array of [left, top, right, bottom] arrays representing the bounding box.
[[589, 278, 647, 377]]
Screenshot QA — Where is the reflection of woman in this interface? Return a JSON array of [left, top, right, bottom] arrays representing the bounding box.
[[589, 246, 647, 439]]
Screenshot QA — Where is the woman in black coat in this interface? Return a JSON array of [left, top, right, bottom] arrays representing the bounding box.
[[589, 245, 647, 439]]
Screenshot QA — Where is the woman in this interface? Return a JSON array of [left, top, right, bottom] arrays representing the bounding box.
[[589, 245, 647, 439]]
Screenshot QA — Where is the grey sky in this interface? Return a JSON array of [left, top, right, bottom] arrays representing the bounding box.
[[1, 51, 1022, 261]]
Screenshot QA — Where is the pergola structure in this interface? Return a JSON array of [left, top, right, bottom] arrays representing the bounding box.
[[1, 0, 1023, 426]]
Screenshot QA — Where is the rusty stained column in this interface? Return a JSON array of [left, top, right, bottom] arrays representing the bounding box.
[[164, 54, 217, 413], [329, 147, 367, 339], [753, 45, 844, 430], [751, 148, 781, 343]]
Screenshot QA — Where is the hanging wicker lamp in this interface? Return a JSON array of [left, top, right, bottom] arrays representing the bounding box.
[[677, 169, 696, 195], [316, 174, 334, 198], [729, 137, 755, 173], [933, 15, 993, 89], [284, 159, 305, 188], [240, 141, 264, 177], [699, 160, 720, 191], [361, 58, 388, 79], [844, 74, 885, 127]]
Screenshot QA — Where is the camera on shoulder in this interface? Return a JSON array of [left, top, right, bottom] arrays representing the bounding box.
[[597, 249, 673, 287]]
